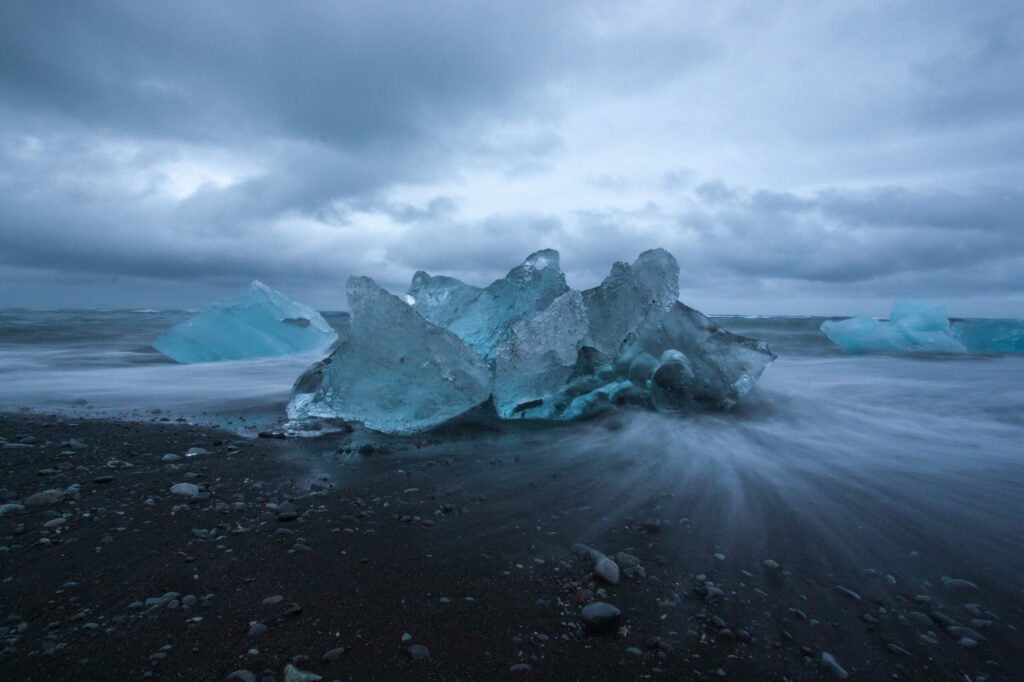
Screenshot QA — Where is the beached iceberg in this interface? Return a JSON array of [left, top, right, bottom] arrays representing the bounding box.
[[153, 281, 337, 363], [287, 277, 492, 435], [822, 301, 968, 354], [288, 249, 776, 434]]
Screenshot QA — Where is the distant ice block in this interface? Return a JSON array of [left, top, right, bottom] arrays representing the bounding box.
[[951, 319, 1024, 354], [821, 301, 967, 354], [289, 249, 776, 433], [152, 281, 337, 363], [287, 276, 492, 435]]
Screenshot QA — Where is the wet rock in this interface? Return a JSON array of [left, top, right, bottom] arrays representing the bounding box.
[[820, 651, 849, 679], [170, 483, 199, 498], [226, 671, 256, 682], [0, 503, 25, 517], [940, 576, 979, 591], [594, 556, 620, 585], [24, 489, 67, 506], [282, 664, 321, 682], [581, 602, 621, 633], [321, 647, 345, 662], [407, 644, 430, 661], [510, 663, 532, 672], [248, 623, 268, 637]]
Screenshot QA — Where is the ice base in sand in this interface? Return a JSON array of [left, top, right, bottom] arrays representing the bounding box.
[[289, 249, 776, 434], [153, 281, 337, 363]]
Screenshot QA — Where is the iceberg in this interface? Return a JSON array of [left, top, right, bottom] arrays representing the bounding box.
[[288, 249, 776, 434], [951, 319, 1024, 354], [153, 281, 337, 363], [821, 301, 967, 354], [287, 276, 492, 435]]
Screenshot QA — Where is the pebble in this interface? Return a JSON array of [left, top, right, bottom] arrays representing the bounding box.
[[594, 556, 620, 585], [407, 644, 430, 661], [581, 602, 621, 633], [762, 559, 780, 571], [24, 489, 67, 506], [282, 664, 321, 682], [510, 663, 532, 671], [940, 576, 979, 591], [321, 647, 345, 662], [43, 517, 67, 529], [835, 585, 861, 602], [248, 623, 268, 637], [225, 671, 256, 682], [820, 652, 849, 679], [946, 626, 985, 641], [94, 475, 114, 484], [162, 453, 182, 462], [0, 503, 25, 517], [170, 483, 199, 498]]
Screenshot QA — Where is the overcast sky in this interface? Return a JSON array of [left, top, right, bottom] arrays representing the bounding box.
[[1, 1, 1022, 316]]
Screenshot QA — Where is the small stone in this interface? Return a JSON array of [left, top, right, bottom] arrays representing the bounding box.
[[762, 559, 780, 571], [820, 652, 849, 679], [262, 595, 284, 605], [162, 453, 182, 462], [510, 663, 532, 671], [225, 671, 256, 682], [321, 647, 345, 662], [581, 602, 621, 633], [0, 503, 25, 517], [25, 489, 67, 506], [170, 483, 199, 498], [94, 475, 114, 484], [407, 644, 430, 661], [282, 664, 321, 682], [594, 556, 620, 585], [248, 623, 268, 637]]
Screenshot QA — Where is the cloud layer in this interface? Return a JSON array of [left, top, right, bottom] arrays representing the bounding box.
[[1, 1, 1022, 315]]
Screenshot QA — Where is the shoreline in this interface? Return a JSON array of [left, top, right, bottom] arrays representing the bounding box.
[[1, 411, 1021, 681]]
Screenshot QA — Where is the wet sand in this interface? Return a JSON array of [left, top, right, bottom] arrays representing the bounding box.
[[1, 411, 1021, 681]]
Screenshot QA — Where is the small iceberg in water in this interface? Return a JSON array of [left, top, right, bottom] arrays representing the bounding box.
[[822, 300, 1024, 355], [153, 281, 337, 363]]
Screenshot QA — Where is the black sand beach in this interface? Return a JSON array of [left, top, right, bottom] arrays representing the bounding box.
[[1, 411, 1021, 681]]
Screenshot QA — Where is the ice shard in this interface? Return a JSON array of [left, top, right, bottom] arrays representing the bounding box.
[[287, 276, 492, 435], [493, 290, 589, 418], [582, 248, 680, 357], [415, 250, 570, 361], [406, 271, 481, 328], [821, 301, 967, 354], [152, 281, 337, 363]]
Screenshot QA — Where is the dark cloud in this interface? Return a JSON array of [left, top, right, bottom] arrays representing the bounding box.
[[0, 1, 1021, 315]]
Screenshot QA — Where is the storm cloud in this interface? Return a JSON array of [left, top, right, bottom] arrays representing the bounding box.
[[1, 0, 1021, 315]]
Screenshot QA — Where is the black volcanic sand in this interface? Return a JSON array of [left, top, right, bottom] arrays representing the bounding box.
[[0, 412, 1021, 681]]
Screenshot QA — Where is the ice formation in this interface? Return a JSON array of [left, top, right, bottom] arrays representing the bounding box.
[[288, 249, 776, 434], [951, 319, 1024, 354], [287, 277, 492, 435], [153, 281, 337, 363], [822, 300, 967, 354]]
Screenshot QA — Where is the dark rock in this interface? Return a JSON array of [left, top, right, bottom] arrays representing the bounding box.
[[581, 602, 621, 633]]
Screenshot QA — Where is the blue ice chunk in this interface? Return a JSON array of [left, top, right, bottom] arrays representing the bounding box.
[[821, 301, 967, 354], [493, 290, 589, 419], [951, 319, 1024, 354], [617, 302, 777, 410], [152, 281, 337, 363], [582, 248, 680, 356], [414, 250, 569, 361], [287, 276, 492, 435], [406, 271, 482, 328]]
